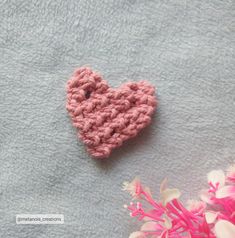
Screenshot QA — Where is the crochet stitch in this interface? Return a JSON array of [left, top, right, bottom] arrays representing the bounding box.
[[66, 67, 157, 158]]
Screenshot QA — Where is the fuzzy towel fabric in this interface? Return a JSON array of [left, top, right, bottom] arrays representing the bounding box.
[[0, 1, 234, 238]]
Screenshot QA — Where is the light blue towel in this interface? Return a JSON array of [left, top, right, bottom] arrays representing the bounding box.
[[0, 0, 234, 237]]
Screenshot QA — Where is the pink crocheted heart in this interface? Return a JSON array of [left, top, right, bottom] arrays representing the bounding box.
[[66, 67, 157, 158]]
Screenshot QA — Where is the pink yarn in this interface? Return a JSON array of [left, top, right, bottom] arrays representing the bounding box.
[[66, 67, 157, 158]]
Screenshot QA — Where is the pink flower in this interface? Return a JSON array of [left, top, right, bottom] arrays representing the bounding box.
[[124, 164, 235, 238], [207, 170, 225, 192], [123, 177, 143, 199], [124, 179, 213, 237], [201, 165, 235, 226], [186, 200, 206, 214]]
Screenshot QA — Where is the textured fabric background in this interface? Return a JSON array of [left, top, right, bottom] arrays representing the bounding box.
[[0, 0, 234, 237]]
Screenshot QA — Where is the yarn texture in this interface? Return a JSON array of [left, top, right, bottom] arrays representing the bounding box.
[[66, 67, 157, 158]]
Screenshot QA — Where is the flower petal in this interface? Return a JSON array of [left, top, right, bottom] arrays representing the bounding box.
[[129, 231, 146, 238], [160, 178, 168, 193], [161, 188, 181, 206], [215, 220, 235, 238], [207, 170, 225, 188], [216, 185, 235, 199], [163, 215, 172, 229], [186, 200, 206, 214], [205, 211, 217, 224], [123, 177, 142, 199], [141, 221, 160, 231], [200, 189, 214, 205]]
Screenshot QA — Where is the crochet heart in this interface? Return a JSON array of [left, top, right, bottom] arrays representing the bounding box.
[[66, 67, 157, 158]]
